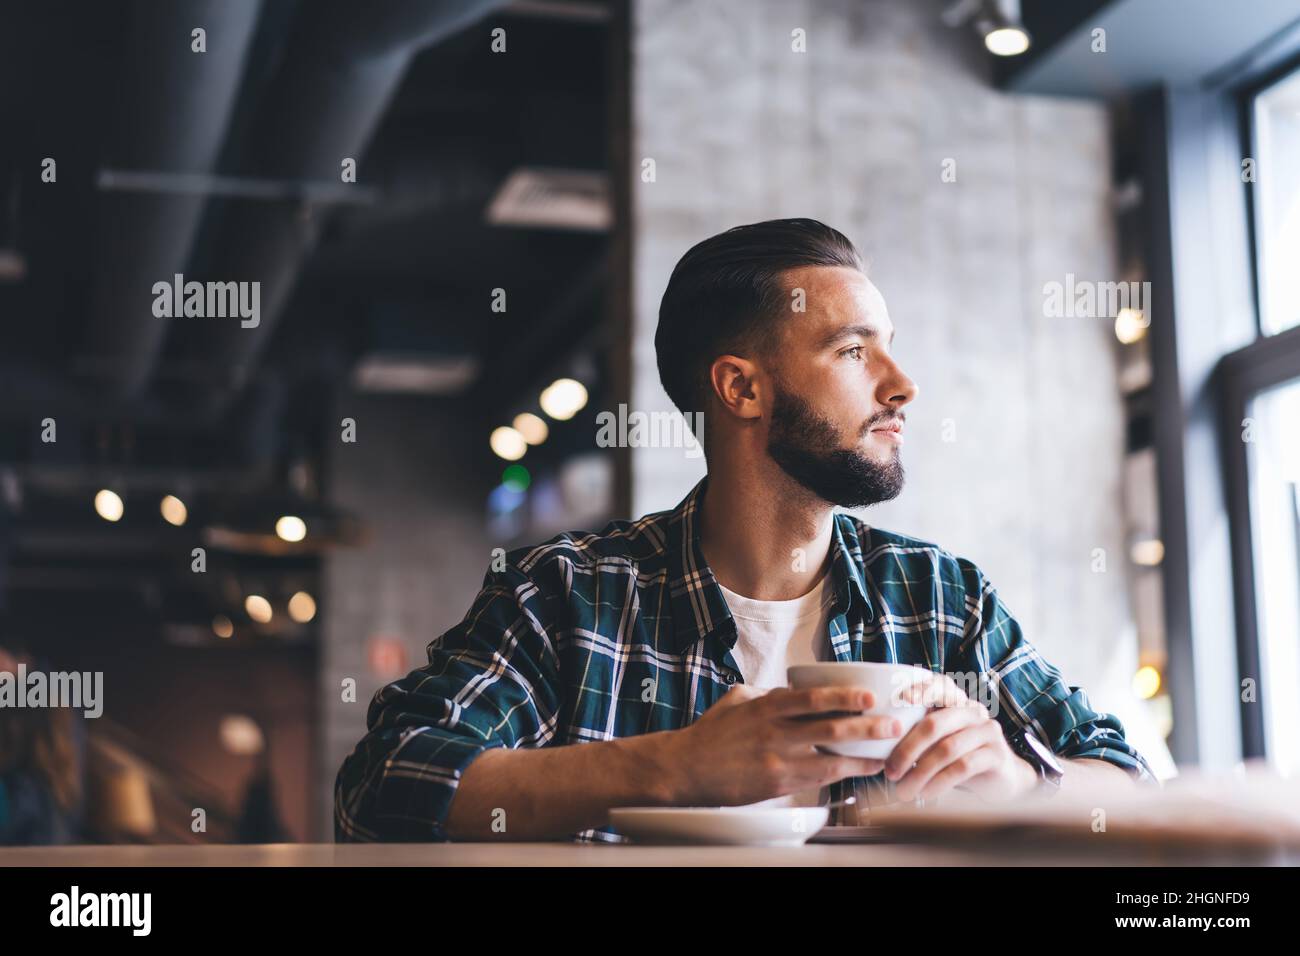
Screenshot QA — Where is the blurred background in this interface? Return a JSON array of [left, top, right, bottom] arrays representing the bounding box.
[[0, 0, 1297, 844]]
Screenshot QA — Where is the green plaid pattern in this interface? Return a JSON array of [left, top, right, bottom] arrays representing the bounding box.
[[335, 476, 1157, 842]]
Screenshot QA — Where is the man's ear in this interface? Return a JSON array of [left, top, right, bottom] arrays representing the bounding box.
[[708, 354, 763, 421]]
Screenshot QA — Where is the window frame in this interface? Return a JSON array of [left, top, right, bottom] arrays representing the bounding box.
[[1216, 323, 1300, 759], [1212, 54, 1300, 759], [1124, 17, 1300, 770], [1242, 53, 1300, 340]]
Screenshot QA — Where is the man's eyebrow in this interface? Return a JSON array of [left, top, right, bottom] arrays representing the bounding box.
[[817, 324, 895, 348]]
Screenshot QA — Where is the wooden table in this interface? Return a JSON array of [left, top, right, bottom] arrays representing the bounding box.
[[2, 839, 1295, 866]]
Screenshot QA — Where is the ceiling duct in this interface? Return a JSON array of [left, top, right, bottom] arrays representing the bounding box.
[[173, 0, 508, 409], [79, 0, 265, 400]]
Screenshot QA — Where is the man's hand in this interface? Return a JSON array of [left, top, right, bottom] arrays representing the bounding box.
[[884, 672, 1038, 803], [664, 685, 905, 806]]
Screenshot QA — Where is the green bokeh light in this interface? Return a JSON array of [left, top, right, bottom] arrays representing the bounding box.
[[502, 464, 531, 492]]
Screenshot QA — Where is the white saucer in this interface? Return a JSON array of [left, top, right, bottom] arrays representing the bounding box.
[[608, 806, 830, 846]]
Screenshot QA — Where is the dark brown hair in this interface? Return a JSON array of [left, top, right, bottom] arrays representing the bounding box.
[[0, 641, 82, 814], [0, 702, 81, 813], [654, 218, 862, 418]]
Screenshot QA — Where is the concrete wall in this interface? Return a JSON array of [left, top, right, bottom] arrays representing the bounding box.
[[629, 0, 1170, 768], [317, 395, 499, 837]]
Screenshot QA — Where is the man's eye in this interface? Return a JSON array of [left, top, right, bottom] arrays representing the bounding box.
[[841, 346, 864, 361]]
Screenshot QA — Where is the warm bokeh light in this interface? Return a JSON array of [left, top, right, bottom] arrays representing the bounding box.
[[94, 489, 124, 522], [513, 412, 549, 445], [288, 590, 317, 624], [160, 494, 188, 526], [490, 426, 527, 461], [539, 377, 588, 421], [1133, 665, 1162, 700], [219, 715, 265, 756], [1130, 538, 1165, 566], [244, 594, 273, 624], [212, 614, 234, 639], [275, 515, 307, 542], [984, 26, 1030, 56], [1115, 307, 1149, 344]]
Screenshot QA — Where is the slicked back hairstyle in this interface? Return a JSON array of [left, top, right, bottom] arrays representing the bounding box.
[[654, 218, 863, 420]]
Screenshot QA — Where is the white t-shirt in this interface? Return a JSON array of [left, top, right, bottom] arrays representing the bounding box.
[[717, 570, 836, 808]]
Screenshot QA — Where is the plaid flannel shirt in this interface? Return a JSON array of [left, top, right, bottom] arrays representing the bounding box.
[[335, 475, 1158, 843]]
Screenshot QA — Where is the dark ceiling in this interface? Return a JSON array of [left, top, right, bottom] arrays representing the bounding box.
[[0, 0, 616, 626], [0, 0, 613, 472], [999, 0, 1300, 95]]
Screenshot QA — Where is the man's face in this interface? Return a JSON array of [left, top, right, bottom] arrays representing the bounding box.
[[763, 266, 918, 508]]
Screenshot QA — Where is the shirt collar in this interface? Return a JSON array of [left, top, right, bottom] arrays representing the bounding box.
[[827, 506, 875, 624], [664, 476, 874, 653]]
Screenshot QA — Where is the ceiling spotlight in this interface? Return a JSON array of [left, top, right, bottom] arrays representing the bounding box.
[[985, 26, 1029, 56], [539, 378, 588, 421], [513, 412, 549, 445], [160, 494, 188, 526], [275, 515, 307, 542], [946, 0, 1031, 57], [490, 426, 528, 461], [94, 489, 124, 522], [981, 1, 1030, 55]]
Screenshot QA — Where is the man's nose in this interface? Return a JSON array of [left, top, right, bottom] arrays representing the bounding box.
[[876, 356, 918, 409]]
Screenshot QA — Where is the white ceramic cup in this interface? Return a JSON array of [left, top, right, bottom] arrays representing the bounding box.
[[787, 662, 932, 759]]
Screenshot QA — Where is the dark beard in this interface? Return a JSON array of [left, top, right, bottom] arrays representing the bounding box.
[[766, 380, 905, 508]]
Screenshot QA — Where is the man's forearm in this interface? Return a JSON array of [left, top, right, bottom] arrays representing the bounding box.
[[444, 730, 684, 840], [1059, 756, 1138, 790], [1001, 754, 1136, 801]]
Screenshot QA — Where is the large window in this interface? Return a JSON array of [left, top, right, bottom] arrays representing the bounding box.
[[1252, 67, 1300, 336], [1244, 377, 1300, 774], [1244, 64, 1300, 771], [1212, 59, 1300, 770]]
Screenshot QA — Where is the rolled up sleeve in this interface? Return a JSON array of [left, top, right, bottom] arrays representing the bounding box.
[[334, 562, 563, 841], [949, 558, 1159, 786]]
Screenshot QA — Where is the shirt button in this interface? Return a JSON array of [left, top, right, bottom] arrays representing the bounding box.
[[725, 673, 738, 685]]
